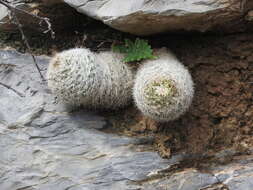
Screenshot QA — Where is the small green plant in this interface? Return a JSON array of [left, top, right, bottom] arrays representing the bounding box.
[[112, 38, 157, 62]]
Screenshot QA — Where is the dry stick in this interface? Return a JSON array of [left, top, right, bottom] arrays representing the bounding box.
[[0, 82, 25, 97], [0, 1, 44, 80], [0, 0, 55, 38], [12, 10, 45, 81], [0, 0, 55, 81]]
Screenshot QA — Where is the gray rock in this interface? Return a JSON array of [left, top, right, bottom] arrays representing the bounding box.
[[213, 160, 253, 190], [143, 169, 218, 190], [0, 50, 178, 190], [1, 50, 253, 190], [63, 0, 253, 35]]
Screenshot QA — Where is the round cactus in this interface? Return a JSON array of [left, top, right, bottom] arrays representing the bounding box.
[[133, 48, 194, 122], [47, 48, 133, 109]]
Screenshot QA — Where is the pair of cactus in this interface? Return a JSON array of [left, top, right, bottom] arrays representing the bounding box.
[[47, 48, 194, 122]]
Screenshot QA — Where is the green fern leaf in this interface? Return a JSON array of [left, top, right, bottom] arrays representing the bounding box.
[[112, 38, 157, 63]]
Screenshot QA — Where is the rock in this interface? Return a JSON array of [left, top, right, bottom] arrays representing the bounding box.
[[63, 0, 253, 35], [142, 156, 253, 190], [1, 50, 253, 189], [143, 169, 218, 190], [213, 158, 253, 190], [0, 50, 180, 189]]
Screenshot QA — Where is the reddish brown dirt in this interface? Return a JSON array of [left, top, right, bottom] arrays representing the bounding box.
[[171, 34, 253, 154], [103, 33, 253, 158]]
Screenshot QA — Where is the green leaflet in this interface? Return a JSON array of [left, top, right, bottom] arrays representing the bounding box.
[[112, 38, 157, 62]]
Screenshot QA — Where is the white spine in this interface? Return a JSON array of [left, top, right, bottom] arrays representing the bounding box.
[[133, 48, 194, 122], [47, 48, 133, 109]]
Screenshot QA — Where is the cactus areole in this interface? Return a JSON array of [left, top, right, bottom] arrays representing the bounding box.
[[144, 78, 178, 108]]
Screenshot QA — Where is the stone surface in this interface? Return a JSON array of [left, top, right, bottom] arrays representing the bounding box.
[[144, 169, 218, 190], [63, 0, 253, 35], [213, 157, 253, 190], [0, 50, 253, 189], [144, 160, 253, 190]]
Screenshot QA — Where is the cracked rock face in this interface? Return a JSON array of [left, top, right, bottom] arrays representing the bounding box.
[[63, 0, 253, 35], [0, 50, 253, 189]]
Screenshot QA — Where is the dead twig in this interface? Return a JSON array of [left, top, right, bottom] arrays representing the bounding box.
[[10, 7, 45, 80], [0, 81, 25, 97], [0, 0, 55, 81], [0, 0, 55, 38]]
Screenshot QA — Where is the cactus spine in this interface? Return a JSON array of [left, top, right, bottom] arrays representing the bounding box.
[[47, 48, 133, 109], [133, 48, 194, 122]]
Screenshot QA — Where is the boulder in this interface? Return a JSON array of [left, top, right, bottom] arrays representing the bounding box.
[[63, 0, 253, 35]]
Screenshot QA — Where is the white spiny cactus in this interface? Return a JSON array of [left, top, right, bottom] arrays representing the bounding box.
[[47, 48, 133, 109], [133, 48, 194, 122]]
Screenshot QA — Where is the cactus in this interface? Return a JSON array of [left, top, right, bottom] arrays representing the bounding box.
[[47, 48, 133, 109], [133, 48, 194, 122]]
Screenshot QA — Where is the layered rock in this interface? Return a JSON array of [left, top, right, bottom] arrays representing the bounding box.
[[1, 0, 253, 35], [64, 0, 253, 35]]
